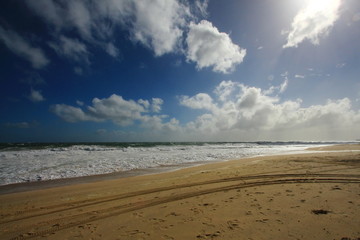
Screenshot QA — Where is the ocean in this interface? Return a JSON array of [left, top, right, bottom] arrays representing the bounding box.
[[0, 141, 348, 186]]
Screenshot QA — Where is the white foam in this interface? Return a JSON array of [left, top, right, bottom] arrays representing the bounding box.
[[0, 143, 328, 185]]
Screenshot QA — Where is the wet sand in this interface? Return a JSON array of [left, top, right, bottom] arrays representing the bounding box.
[[0, 144, 359, 240]]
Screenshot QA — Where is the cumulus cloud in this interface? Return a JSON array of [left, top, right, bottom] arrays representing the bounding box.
[[29, 88, 45, 102], [186, 20, 246, 73], [23, 0, 245, 73], [140, 115, 181, 133], [51, 94, 172, 128], [51, 83, 360, 141], [0, 26, 49, 69], [214, 80, 237, 102], [51, 104, 98, 123], [87, 95, 147, 126], [129, 0, 191, 56], [96, 0, 192, 56], [179, 93, 216, 111], [151, 98, 164, 113], [180, 80, 360, 140], [283, 0, 342, 48]]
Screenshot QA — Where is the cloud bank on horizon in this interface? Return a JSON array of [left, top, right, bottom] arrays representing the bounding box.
[[0, 0, 360, 142], [51, 80, 360, 141]]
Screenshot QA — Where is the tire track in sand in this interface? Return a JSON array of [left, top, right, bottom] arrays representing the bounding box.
[[1, 173, 360, 240], [1, 173, 358, 224]]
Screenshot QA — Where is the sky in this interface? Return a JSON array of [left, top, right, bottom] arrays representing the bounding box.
[[0, 0, 360, 142]]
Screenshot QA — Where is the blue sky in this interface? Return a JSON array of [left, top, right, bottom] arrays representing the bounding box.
[[1, 0, 360, 142]]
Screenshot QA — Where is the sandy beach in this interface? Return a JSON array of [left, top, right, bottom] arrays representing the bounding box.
[[0, 144, 359, 240]]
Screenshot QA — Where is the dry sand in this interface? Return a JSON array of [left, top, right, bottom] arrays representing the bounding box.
[[0, 144, 359, 240]]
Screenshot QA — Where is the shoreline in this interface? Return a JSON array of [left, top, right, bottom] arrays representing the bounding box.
[[2, 142, 354, 188], [0, 144, 359, 239], [1, 143, 359, 195], [1, 143, 358, 195], [0, 161, 208, 195]]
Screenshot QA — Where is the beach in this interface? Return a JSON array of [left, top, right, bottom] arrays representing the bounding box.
[[0, 144, 359, 240]]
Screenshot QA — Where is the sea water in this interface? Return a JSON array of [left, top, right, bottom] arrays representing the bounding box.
[[0, 142, 344, 185]]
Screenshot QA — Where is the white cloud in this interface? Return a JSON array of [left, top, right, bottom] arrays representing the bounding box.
[[264, 73, 289, 95], [87, 94, 147, 126], [67, 0, 93, 39], [0, 26, 49, 69], [26, 0, 93, 40], [51, 104, 99, 123], [129, 0, 191, 56], [51, 95, 143, 125], [29, 88, 45, 102], [214, 80, 237, 102], [186, 20, 246, 73], [151, 98, 164, 113], [25, 0, 66, 32], [51, 94, 171, 128], [179, 93, 216, 111], [194, 0, 209, 17], [140, 115, 181, 132], [295, 74, 305, 78], [180, 80, 360, 140], [51, 83, 360, 141], [105, 42, 120, 58], [25, 0, 245, 73], [283, 0, 341, 48], [279, 78, 288, 93], [26, 0, 192, 58], [49, 36, 89, 64], [138, 99, 150, 109]]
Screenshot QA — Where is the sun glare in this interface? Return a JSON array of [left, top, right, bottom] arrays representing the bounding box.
[[306, 0, 341, 13]]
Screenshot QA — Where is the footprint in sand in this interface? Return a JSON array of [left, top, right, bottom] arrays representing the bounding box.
[[163, 235, 174, 240], [166, 211, 180, 217], [196, 231, 221, 239], [227, 219, 241, 230]]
